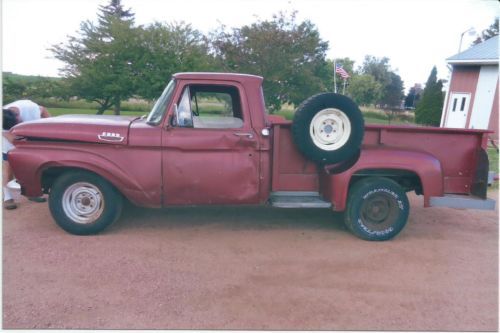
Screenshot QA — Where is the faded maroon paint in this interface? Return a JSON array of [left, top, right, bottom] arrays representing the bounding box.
[[8, 139, 163, 207], [12, 115, 136, 145], [270, 122, 488, 210], [442, 66, 480, 128], [6, 72, 492, 213], [160, 77, 271, 205], [363, 125, 487, 194], [320, 147, 443, 211], [271, 126, 318, 192], [488, 80, 499, 142]]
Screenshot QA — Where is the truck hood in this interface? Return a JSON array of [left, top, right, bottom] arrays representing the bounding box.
[[11, 114, 139, 145]]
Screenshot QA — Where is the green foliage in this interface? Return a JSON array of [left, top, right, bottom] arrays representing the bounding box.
[[360, 56, 391, 87], [359, 55, 404, 108], [347, 74, 382, 106], [135, 22, 215, 100], [380, 72, 405, 108], [404, 84, 422, 109], [2, 72, 70, 104], [51, 0, 140, 114], [210, 11, 330, 112], [415, 66, 444, 126]]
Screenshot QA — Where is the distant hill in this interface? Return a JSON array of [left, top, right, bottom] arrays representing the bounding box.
[[3, 72, 61, 84]]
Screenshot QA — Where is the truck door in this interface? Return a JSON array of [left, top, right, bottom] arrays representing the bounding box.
[[161, 81, 261, 205]]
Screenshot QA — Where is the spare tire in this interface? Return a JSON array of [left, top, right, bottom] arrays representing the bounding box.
[[292, 93, 364, 165]]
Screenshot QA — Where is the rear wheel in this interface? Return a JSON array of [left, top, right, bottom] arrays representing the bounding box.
[[49, 171, 123, 235], [344, 177, 409, 241]]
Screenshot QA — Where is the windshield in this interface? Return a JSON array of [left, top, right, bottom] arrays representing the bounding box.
[[146, 79, 176, 125]]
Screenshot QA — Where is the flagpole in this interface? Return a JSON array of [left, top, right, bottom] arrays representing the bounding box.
[[342, 78, 347, 95], [333, 58, 337, 93]]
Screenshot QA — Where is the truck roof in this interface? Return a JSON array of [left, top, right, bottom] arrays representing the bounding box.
[[173, 72, 263, 85]]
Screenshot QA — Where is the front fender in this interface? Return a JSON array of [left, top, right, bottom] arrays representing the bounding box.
[[321, 146, 443, 211], [8, 142, 161, 207]]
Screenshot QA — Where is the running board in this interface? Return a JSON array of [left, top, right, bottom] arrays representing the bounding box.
[[430, 194, 496, 210], [270, 191, 332, 208]]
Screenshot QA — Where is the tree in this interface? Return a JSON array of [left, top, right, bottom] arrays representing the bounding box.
[[404, 84, 422, 109], [380, 72, 404, 108], [347, 74, 382, 106], [135, 22, 215, 100], [415, 66, 444, 126], [210, 11, 330, 111], [360, 56, 391, 87], [3, 77, 27, 103], [51, 0, 140, 114], [2, 73, 70, 103], [359, 55, 404, 107], [473, 18, 499, 45]]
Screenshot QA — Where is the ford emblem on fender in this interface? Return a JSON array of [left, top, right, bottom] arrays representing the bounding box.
[[98, 131, 125, 142]]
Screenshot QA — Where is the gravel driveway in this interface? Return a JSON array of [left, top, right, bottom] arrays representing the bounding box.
[[2, 192, 498, 330]]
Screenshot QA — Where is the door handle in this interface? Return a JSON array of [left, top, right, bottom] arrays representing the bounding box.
[[233, 132, 254, 139]]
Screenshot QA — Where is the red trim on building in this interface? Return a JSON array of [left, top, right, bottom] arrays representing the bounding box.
[[443, 66, 481, 127], [488, 80, 499, 142]]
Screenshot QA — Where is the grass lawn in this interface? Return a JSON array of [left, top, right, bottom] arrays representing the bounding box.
[[50, 106, 414, 126], [488, 147, 499, 190], [275, 109, 414, 126]]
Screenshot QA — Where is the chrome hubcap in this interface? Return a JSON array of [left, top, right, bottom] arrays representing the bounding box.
[[62, 182, 104, 224]]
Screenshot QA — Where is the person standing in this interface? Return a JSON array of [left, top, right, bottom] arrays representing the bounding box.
[[2, 100, 51, 209], [3, 109, 19, 209]]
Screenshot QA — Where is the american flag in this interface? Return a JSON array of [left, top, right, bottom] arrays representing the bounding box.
[[335, 64, 350, 79]]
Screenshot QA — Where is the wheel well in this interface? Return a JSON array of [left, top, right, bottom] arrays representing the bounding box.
[[41, 167, 102, 194], [349, 169, 423, 195]]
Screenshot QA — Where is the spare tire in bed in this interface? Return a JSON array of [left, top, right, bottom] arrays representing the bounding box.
[[291, 93, 364, 165]]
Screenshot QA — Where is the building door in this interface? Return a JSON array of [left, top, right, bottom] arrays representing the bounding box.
[[446, 93, 470, 128]]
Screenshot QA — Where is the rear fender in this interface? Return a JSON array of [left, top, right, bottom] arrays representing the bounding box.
[[321, 147, 443, 211]]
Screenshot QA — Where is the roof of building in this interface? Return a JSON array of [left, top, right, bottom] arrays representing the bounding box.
[[447, 35, 499, 65]]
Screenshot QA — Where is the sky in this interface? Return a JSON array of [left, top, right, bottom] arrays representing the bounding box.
[[1, 0, 499, 92]]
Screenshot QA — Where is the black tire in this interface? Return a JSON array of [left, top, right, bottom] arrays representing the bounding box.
[[292, 93, 364, 165], [344, 177, 409, 241], [49, 171, 123, 235]]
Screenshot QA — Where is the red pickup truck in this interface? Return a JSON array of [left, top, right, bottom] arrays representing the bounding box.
[[8, 72, 495, 240]]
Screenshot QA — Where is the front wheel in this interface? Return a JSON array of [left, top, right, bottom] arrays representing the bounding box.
[[49, 171, 123, 235], [344, 177, 409, 241]]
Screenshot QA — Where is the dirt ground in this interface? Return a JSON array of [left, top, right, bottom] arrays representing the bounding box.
[[2, 191, 498, 330]]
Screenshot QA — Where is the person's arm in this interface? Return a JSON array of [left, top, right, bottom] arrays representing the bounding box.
[[2, 131, 15, 143], [40, 106, 51, 118]]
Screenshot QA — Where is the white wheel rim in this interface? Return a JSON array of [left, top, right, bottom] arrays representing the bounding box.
[[309, 108, 351, 151], [62, 182, 104, 224]]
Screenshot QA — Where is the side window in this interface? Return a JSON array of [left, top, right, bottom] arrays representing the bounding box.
[[174, 84, 244, 129], [191, 85, 244, 129]]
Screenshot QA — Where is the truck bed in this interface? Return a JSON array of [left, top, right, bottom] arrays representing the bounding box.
[[270, 120, 490, 203]]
